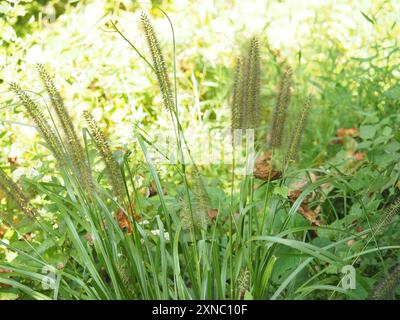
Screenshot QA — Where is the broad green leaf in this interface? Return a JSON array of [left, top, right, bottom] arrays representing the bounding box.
[[359, 125, 376, 140]]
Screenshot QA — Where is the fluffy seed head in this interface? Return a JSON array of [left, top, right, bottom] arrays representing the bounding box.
[[9, 82, 64, 162], [247, 37, 261, 129], [270, 67, 293, 148], [84, 110, 125, 202], [140, 12, 175, 112], [285, 94, 312, 165], [36, 64, 93, 191], [237, 268, 250, 300], [230, 37, 261, 131], [231, 57, 243, 131], [0, 168, 36, 217]]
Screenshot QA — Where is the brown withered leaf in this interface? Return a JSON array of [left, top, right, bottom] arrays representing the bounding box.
[[330, 127, 359, 145], [84, 232, 93, 246], [180, 60, 194, 73], [349, 152, 366, 161], [347, 239, 356, 247], [345, 151, 366, 170], [337, 128, 358, 138], [356, 226, 364, 233], [288, 190, 323, 226], [297, 205, 322, 226], [0, 268, 12, 288], [23, 232, 35, 241], [99, 267, 110, 282], [7, 157, 18, 165], [253, 151, 282, 181], [288, 189, 307, 205], [56, 262, 65, 270], [208, 209, 218, 220], [0, 225, 6, 238], [0, 268, 12, 274], [147, 183, 158, 198], [117, 208, 133, 234], [354, 152, 365, 161], [289, 173, 318, 191], [329, 138, 344, 145], [114, 199, 139, 235]]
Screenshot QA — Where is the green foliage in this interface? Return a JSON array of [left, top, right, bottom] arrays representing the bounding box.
[[1, 0, 400, 301], [0, 0, 79, 41]]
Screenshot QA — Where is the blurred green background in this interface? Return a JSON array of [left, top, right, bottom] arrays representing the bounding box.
[[1, 0, 398, 169]]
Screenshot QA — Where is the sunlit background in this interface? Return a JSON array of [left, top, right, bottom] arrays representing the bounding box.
[[0, 0, 399, 179]]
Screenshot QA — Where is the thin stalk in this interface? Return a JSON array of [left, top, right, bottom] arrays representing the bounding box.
[[230, 142, 236, 298]]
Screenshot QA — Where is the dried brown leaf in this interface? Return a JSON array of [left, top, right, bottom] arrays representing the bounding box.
[[253, 151, 282, 181], [208, 209, 218, 220]]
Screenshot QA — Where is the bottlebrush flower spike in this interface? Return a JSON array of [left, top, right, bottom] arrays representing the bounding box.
[[230, 37, 261, 131], [36, 64, 93, 191], [231, 57, 243, 131], [141, 12, 175, 112], [83, 110, 125, 202], [373, 196, 400, 235], [247, 37, 261, 129], [9, 82, 64, 162], [285, 94, 312, 165], [270, 67, 293, 148], [0, 168, 36, 217]]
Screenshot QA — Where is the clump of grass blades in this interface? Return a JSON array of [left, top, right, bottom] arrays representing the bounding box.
[[270, 67, 293, 148], [0, 168, 36, 217], [141, 12, 175, 112], [231, 37, 260, 130], [2, 12, 380, 302], [372, 264, 400, 300], [36, 64, 93, 191], [8, 82, 64, 162], [83, 110, 126, 204]]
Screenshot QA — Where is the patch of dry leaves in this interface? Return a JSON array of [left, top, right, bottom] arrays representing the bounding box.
[[253, 151, 282, 181], [288, 189, 323, 227]]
